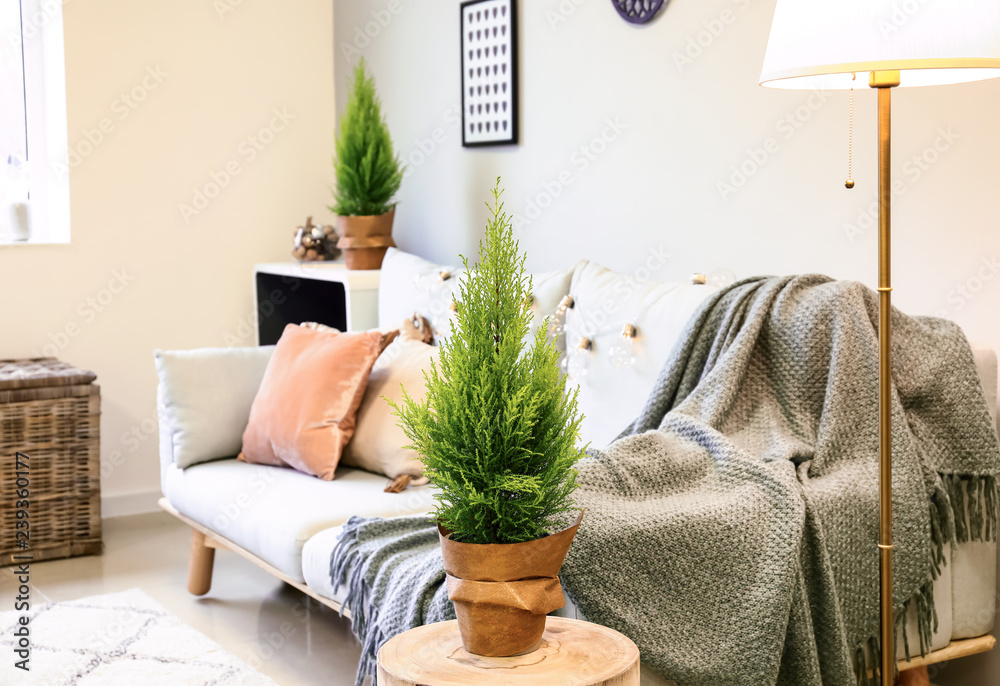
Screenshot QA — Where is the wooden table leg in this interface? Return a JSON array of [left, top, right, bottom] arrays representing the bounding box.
[[187, 528, 216, 596], [897, 666, 930, 686]]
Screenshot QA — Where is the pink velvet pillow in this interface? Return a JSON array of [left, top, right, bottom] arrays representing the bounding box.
[[238, 324, 384, 480]]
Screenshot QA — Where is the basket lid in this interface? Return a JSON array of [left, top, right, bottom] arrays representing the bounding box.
[[0, 358, 97, 391]]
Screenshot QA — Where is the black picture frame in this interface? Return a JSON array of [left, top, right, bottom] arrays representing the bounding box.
[[460, 0, 518, 147]]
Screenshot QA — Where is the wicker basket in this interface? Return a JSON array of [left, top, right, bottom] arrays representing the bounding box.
[[0, 358, 102, 566]]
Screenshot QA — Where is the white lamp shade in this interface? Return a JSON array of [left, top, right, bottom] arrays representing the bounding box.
[[760, 0, 1000, 89]]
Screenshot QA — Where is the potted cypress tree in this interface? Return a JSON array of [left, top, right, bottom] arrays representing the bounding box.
[[391, 179, 587, 657], [330, 59, 403, 270]]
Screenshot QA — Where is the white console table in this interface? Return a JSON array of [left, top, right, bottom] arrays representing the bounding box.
[[253, 262, 380, 344]]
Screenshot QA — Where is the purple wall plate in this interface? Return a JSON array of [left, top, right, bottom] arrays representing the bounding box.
[[612, 0, 666, 24]]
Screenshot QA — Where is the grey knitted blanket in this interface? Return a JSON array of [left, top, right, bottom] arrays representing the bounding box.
[[332, 275, 999, 686], [563, 275, 998, 685], [330, 516, 454, 685]]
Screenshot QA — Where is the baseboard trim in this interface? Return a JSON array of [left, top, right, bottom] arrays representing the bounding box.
[[102, 489, 162, 518]]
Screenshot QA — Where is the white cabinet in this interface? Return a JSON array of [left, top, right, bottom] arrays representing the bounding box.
[[253, 262, 380, 344]]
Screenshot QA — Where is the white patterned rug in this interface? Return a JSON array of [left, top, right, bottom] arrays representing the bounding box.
[[0, 588, 277, 685]]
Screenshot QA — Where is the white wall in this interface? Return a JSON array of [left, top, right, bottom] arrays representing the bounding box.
[[336, 0, 1000, 346], [0, 0, 335, 516], [335, 1, 1000, 683]]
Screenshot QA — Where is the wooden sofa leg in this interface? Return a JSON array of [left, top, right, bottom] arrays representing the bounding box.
[[187, 529, 216, 596], [897, 666, 930, 686]]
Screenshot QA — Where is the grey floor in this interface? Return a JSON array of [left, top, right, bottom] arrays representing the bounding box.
[[0, 512, 363, 686]]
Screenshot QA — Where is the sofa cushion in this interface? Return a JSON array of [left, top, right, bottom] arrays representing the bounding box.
[[378, 248, 463, 337], [377, 247, 582, 352], [164, 459, 436, 581], [951, 540, 998, 638], [528, 264, 581, 355], [341, 338, 436, 479], [961, 345, 999, 639], [970, 343, 997, 432], [302, 525, 349, 602], [564, 262, 718, 448], [155, 346, 275, 469], [238, 325, 383, 481]]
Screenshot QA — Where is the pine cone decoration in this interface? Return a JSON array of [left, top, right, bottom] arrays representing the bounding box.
[[293, 216, 341, 262]]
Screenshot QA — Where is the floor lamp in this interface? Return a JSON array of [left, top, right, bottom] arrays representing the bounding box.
[[758, 2, 1000, 684]]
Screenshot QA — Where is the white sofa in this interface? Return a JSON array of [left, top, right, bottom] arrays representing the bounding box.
[[156, 248, 998, 680]]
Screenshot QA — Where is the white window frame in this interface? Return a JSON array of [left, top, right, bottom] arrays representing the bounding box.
[[3, 0, 69, 244]]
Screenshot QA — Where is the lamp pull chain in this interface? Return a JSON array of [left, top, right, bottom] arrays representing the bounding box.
[[845, 73, 856, 189]]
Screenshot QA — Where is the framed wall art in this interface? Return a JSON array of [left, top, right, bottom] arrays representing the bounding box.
[[461, 0, 517, 147]]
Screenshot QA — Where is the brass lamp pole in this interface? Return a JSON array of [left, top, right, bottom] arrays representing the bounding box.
[[759, 3, 1000, 684], [871, 69, 900, 684]]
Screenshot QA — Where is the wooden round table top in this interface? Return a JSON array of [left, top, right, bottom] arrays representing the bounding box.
[[376, 616, 641, 686]]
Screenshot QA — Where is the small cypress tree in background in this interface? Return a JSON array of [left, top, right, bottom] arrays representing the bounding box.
[[330, 59, 403, 216], [391, 179, 586, 545]]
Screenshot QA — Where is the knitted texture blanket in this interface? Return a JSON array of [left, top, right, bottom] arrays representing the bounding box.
[[330, 516, 454, 685], [331, 275, 999, 686], [561, 275, 999, 685]]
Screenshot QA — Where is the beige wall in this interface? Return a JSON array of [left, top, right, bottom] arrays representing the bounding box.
[[0, 0, 335, 515]]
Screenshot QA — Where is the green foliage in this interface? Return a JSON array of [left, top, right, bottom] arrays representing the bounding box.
[[330, 59, 403, 216], [390, 179, 586, 545]]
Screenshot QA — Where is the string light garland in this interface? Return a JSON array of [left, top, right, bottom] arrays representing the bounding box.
[[608, 323, 638, 369], [549, 294, 575, 341], [564, 336, 592, 381]]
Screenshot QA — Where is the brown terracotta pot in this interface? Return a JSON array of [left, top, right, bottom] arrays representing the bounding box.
[[438, 510, 585, 657], [335, 209, 396, 270]]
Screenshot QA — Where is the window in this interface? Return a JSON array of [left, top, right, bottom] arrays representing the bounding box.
[[1, 3, 28, 208], [1, 0, 69, 244]]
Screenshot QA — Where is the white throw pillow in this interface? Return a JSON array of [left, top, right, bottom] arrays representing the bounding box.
[[341, 338, 437, 478], [378, 248, 465, 338], [155, 346, 274, 469], [528, 262, 585, 355], [563, 262, 718, 449], [377, 247, 583, 352]]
